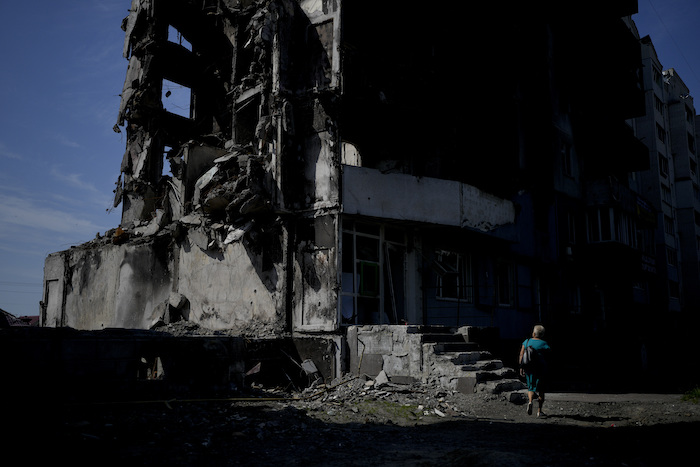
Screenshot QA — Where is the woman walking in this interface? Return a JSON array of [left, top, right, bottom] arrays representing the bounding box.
[[519, 325, 551, 417]]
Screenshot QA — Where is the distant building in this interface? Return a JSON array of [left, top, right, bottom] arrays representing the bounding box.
[[0, 308, 37, 327], [632, 33, 700, 317], [663, 68, 700, 313]]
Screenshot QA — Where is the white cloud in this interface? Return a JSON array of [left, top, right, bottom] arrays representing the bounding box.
[[51, 167, 97, 191], [55, 134, 82, 148], [0, 142, 22, 160], [0, 195, 106, 236], [49, 167, 113, 209]]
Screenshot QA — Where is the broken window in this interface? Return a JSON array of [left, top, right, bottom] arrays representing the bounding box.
[[341, 220, 406, 325], [162, 79, 192, 119], [233, 88, 262, 146], [162, 145, 173, 176], [168, 25, 192, 51], [435, 251, 473, 303]]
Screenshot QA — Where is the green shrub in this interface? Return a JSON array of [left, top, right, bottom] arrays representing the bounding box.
[[681, 387, 700, 404]]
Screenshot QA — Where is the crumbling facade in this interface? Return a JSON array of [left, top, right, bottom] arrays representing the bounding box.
[[44, 1, 655, 382]]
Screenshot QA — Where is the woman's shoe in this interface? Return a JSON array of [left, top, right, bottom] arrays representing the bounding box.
[[527, 403, 533, 415]]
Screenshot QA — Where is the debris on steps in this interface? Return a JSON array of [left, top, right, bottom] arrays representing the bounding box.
[[422, 330, 526, 401]]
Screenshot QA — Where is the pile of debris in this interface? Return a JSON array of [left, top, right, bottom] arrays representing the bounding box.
[[293, 372, 492, 426], [167, 147, 275, 253]]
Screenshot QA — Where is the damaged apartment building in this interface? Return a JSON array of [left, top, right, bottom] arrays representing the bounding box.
[[43, 0, 654, 384]]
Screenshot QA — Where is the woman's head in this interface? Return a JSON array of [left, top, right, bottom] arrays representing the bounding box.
[[533, 325, 545, 338]]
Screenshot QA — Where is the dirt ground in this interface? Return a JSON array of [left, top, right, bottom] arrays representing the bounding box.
[[33, 375, 700, 467]]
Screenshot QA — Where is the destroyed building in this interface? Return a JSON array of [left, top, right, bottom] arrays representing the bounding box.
[[43, 0, 657, 386]]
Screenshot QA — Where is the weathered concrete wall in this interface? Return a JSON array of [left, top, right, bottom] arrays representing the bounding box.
[[178, 236, 286, 334], [347, 325, 423, 381], [293, 215, 339, 332], [42, 228, 289, 336], [293, 247, 337, 331], [42, 252, 67, 327], [43, 238, 174, 330]]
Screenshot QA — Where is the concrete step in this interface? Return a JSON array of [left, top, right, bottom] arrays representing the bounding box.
[[421, 334, 524, 398], [421, 332, 468, 344], [473, 366, 517, 383], [432, 341, 481, 353], [476, 378, 527, 395], [431, 348, 492, 364], [423, 348, 487, 375]]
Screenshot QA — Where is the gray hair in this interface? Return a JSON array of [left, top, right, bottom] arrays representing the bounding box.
[[533, 325, 545, 338]]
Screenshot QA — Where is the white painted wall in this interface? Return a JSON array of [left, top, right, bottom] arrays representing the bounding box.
[[342, 166, 515, 231]]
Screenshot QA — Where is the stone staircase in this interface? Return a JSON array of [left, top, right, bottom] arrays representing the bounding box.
[[421, 330, 527, 403]]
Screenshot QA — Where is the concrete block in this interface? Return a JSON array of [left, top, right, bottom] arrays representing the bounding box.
[[358, 354, 383, 377], [388, 375, 417, 384], [456, 376, 476, 394]]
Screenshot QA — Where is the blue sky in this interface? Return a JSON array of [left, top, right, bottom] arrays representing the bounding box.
[[0, 1, 127, 317], [1, 1, 699, 319]]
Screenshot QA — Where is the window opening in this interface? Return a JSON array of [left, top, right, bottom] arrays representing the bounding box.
[[234, 92, 261, 146], [435, 251, 473, 303], [688, 133, 696, 154], [168, 25, 192, 51], [659, 153, 669, 177], [664, 215, 674, 236], [654, 94, 664, 115], [162, 79, 192, 118], [666, 246, 678, 267], [162, 145, 173, 176], [656, 123, 666, 143], [653, 66, 663, 87], [496, 262, 515, 307], [588, 208, 613, 242], [340, 221, 406, 325], [662, 184, 672, 205]]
